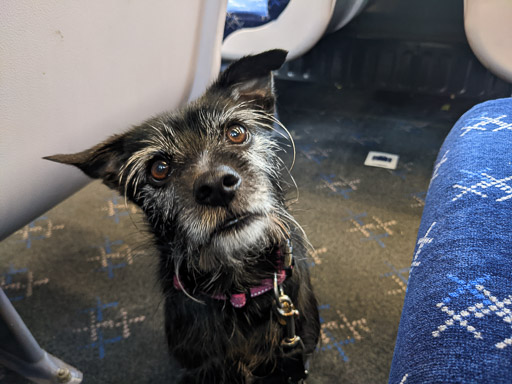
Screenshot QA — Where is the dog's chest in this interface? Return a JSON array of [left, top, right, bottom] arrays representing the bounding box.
[[164, 292, 280, 362]]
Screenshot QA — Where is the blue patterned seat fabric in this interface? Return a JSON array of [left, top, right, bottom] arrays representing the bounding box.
[[224, 0, 291, 39], [389, 98, 512, 383]]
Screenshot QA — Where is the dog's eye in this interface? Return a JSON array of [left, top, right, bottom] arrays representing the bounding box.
[[150, 159, 170, 182], [226, 125, 249, 144]]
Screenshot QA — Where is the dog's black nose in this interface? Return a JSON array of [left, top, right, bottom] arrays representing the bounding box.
[[193, 165, 241, 207]]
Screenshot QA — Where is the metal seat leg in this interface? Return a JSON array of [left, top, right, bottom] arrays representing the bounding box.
[[0, 289, 83, 384]]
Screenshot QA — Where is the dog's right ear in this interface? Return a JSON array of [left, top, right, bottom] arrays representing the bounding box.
[[211, 49, 288, 113], [44, 133, 129, 190]]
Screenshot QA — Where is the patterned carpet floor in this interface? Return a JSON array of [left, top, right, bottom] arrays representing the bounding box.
[[0, 81, 478, 383]]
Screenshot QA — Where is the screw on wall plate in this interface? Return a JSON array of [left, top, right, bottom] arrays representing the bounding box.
[[56, 368, 72, 383]]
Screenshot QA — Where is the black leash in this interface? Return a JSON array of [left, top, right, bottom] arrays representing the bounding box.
[[272, 239, 309, 384]]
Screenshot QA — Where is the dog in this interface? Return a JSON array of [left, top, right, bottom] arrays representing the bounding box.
[[45, 49, 320, 383]]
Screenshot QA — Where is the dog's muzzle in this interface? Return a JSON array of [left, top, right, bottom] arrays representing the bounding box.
[[193, 165, 241, 207]]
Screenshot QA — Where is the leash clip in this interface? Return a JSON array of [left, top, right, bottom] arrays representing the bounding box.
[[273, 273, 300, 347], [273, 273, 309, 383]]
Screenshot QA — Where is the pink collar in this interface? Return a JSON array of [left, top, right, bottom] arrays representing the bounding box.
[[173, 269, 287, 308]]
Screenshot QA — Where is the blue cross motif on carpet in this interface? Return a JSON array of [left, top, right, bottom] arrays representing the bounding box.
[[74, 297, 146, 359], [90, 238, 128, 279], [409, 191, 427, 208], [102, 195, 138, 224], [297, 144, 330, 164], [2, 265, 28, 301], [341, 209, 367, 225], [0, 264, 50, 302], [342, 209, 397, 248], [361, 232, 389, 248], [15, 216, 64, 249], [318, 174, 360, 199], [310, 247, 327, 267], [380, 261, 409, 295], [79, 297, 122, 359], [318, 304, 370, 362]]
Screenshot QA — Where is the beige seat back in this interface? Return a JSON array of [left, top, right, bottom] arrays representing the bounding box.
[[0, 0, 227, 240], [464, 0, 512, 83]]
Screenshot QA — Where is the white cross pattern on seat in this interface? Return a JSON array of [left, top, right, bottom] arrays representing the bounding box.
[[460, 114, 512, 137], [452, 170, 512, 202], [433, 276, 512, 350]]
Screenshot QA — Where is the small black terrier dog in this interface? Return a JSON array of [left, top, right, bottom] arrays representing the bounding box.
[[46, 50, 320, 383]]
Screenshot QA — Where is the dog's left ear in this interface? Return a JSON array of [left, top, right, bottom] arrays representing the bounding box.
[[213, 49, 288, 113]]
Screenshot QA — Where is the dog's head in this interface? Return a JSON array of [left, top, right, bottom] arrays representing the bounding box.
[[46, 50, 296, 274]]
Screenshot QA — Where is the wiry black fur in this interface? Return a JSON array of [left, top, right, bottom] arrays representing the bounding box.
[[46, 50, 320, 383]]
